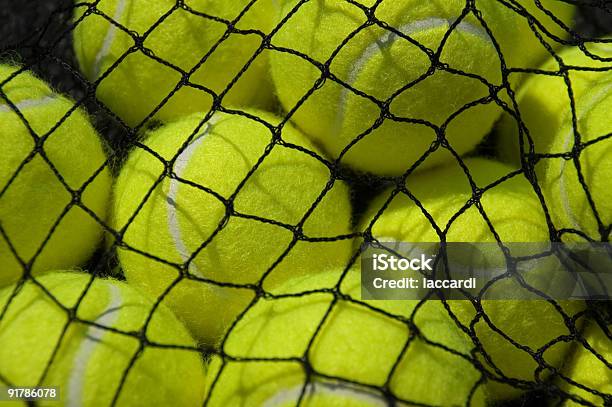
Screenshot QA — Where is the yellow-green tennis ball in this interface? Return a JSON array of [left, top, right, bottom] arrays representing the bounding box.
[[484, 0, 575, 74], [359, 157, 585, 401], [497, 44, 612, 240], [0, 271, 205, 406], [557, 320, 612, 406], [0, 65, 111, 287], [498, 42, 612, 163], [73, 0, 278, 127], [112, 110, 353, 346], [270, 0, 507, 176], [519, 0, 575, 60], [204, 269, 489, 406], [544, 80, 612, 241]]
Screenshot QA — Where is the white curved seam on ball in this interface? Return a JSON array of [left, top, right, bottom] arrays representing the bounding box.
[[0, 96, 57, 113], [67, 283, 121, 407], [335, 18, 492, 133], [166, 116, 220, 278], [261, 381, 387, 407], [558, 83, 612, 231], [92, 0, 127, 79]]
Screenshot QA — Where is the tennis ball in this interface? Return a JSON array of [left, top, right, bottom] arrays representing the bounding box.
[[0, 65, 111, 287], [484, 0, 575, 73], [0, 271, 205, 406], [112, 110, 353, 346], [557, 320, 612, 406], [497, 43, 612, 240], [359, 157, 585, 401], [544, 80, 612, 241], [498, 42, 612, 162], [270, 0, 507, 175], [73, 0, 278, 127], [204, 269, 489, 406]]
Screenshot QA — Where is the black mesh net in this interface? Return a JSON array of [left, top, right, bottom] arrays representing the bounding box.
[[0, 0, 611, 406]]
